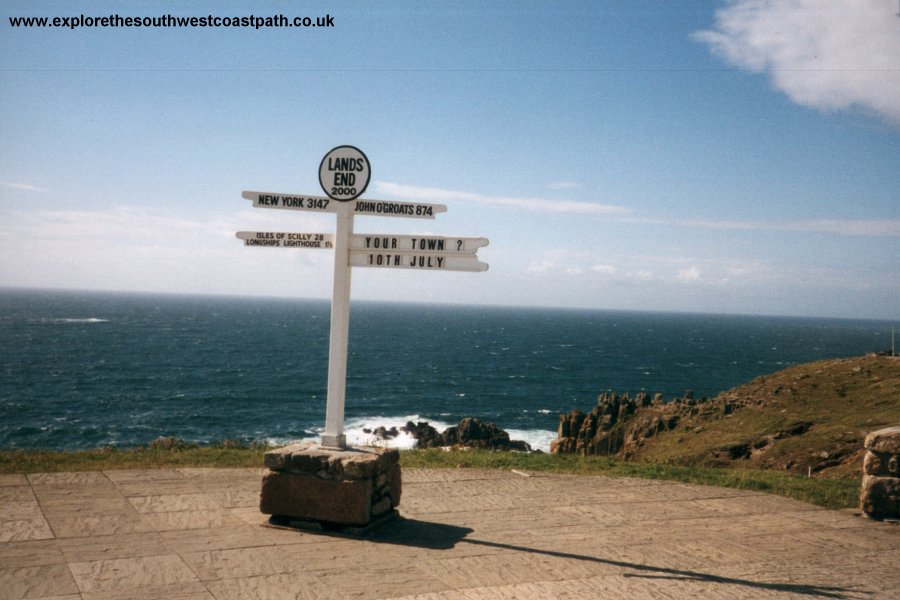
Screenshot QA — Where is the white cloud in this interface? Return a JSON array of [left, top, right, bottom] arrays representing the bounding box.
[[0, 206, 334, 294], [1, 181, 46, 192], [1, 206, 329, 245], [526, 250, 789, 288], [374, 181, 898, 237], [374, 181, 628, 216], [692, 0, 900, 124], [527, 260, 554, 273], [786, 219, 900, 237], [636, 216, 900, 237], [547, 181, 582, 190], [591, 264, 617, 274], [676, 266, 702, 282]]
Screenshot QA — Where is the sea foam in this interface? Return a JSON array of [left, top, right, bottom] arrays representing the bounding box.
[[300, 414, 555, 452]]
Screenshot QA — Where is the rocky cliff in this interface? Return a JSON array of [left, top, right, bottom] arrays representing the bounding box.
[[550, 390, 711, 457], [551, 354, 899, 478]]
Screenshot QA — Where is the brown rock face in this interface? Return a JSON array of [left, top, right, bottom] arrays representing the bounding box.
[[400, 418, 532, 452], [402, 421, 442, 447], [442, 418, 510, 449], [551, 392, 687, 456]]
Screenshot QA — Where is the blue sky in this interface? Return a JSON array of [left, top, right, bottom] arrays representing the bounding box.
[[1, 0, 898, 319]]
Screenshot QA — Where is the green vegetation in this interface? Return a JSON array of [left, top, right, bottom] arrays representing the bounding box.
[[0, 444, 860, 511], [629, 355, 899, 478], [399, 449, 861, 510], [0, 439, 269, 474]]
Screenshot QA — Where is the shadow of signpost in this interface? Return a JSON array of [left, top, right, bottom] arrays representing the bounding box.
[[367, 517, 474, 550], [365, 518, 871, 600]]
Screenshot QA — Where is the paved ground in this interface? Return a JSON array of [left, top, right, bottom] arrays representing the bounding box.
[[1, 467, 897, 599]]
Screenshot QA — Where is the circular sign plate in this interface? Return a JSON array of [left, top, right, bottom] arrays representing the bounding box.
[[319, 145, 371, 202]]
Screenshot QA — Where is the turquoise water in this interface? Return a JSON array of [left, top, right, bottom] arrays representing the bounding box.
[[0, 288, 893, 451]]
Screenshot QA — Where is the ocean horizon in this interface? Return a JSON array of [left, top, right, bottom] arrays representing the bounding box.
[[1, 287, 895, 452]]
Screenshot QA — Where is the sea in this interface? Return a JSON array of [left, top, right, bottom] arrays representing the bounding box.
[[0, 288, 894, 452]]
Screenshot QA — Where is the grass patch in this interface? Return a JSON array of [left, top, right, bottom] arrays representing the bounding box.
[[0, 445, 860, 511], [0, 441, 268, 474], [631, 355, 899, 477], [399, 449, 861, 510]]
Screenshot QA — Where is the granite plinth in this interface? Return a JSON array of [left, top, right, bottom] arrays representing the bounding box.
[[260, 442, 401, 527], [861, 426, 900, 520]]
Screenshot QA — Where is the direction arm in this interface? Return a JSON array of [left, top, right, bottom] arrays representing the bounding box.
[[242, 190, 447, 220], [349, 251, 488, 272], [349, 234, 488, 254]]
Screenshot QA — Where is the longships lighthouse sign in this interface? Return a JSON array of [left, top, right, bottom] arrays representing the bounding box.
[[237, 146, 489, 449]]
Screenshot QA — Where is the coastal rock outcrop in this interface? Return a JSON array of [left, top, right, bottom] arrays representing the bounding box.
[[400, 421, 442, 447], [550, 356, 898, 479], [550, 391, 700, 456], [549, 387, 817, 460], [370, 418, 533, 452], [441, 417, 511, 449]]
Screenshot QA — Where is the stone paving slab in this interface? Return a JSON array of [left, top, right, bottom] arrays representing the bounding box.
[[1, 466, 897, 599]]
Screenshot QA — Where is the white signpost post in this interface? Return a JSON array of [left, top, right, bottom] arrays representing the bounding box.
[[238, 147, 488, 449]]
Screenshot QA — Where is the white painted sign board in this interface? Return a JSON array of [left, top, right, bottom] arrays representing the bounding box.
[[350, 234, 489, 254], [238, 147, 487, 449], [319, 145, 370, 201], [242, 191, 447, 220], [243, 191, 334, 212], [350, 252, 488, 272], [236, 231, 335, 249]]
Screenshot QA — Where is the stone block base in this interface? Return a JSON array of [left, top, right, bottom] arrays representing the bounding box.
[[260, 442, 401, 527], [860, 426, 900, 520], [860, 475, 900, 520]]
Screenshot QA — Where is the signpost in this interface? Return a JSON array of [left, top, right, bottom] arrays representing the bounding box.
[[237, 147, 488, 449], [235, 231, 334, 249], [241, 190, 447, 220]]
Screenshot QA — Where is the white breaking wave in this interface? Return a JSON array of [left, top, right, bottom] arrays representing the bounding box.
[[51, 318, 110, 324], [300, 414, 555, 453], [301, 415, 453, 450], [505, 428, 556, 453], [345, 414, 455, 450]]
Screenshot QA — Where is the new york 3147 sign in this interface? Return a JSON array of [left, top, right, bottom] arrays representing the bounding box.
[[237, 146, 489, 449]]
